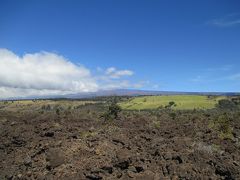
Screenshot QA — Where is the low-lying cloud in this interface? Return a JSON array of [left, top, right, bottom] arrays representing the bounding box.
[[0, 49, 137, 98], [0, 49, 98, 92]]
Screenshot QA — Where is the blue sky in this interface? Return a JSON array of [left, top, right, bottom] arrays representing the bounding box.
[[0, 0, 240, 96]]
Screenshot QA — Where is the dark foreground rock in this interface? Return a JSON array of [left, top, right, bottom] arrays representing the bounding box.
[[0, 103, 240, 180]]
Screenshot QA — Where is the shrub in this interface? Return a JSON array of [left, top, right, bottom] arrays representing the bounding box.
[[217, 114, 231, 133], [56, 108, 60, 115], [165, 101, 176, 109], [169, 101, 175, 107], [101, 100, 122, 121], [101, 112, 112, 121], [169, 112, 177, 120], [152, 120, 160, 129], [209, 113, 233, 140], [231, 97, 240, 105], [108, 102, 122, 119], [41, 104, 52, 111], [157, 105, 164, 110], [217, 99, 237, 109]]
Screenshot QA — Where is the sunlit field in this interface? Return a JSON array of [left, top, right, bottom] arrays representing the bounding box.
[[120, 95, 226, 110]]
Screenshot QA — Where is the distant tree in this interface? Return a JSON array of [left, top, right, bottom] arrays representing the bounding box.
[[165, 101, 176, 109], [169, 101, 175, 107]]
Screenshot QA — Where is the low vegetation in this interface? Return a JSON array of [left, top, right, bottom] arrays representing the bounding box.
[[209, 113, 234, 140], [101, 100, 122, 121], [120, 95, 225, 110]]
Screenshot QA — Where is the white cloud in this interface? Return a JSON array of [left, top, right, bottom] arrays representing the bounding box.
[[0, 49, 98, 98], [103, 80, 131, 89], [0, 49, 140, 99], [94, 67, 136, 90], [105, 67, 134, 79], [106, 67, 116, 74], [102, 80, 146, 90]]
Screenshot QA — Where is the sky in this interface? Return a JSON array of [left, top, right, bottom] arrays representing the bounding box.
[[0, 0, 240, 98]]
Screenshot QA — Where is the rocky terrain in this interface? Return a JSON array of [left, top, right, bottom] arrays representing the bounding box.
[[0, 100, 240, 179]]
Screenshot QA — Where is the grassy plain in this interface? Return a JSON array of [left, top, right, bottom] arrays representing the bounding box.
[[119, 95, 226, 110], [0, 99, 96, 112]]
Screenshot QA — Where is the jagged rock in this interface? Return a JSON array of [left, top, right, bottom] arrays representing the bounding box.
[[114, 149, 132, 170], [133, 170, 155, 180], [86, 174, 102, 180], [11, 136, 26, 147], [46, 149, 65, 169], [44, 131, 54, 137], [24, 156, 32, 166], [101, 166, 113, 174]]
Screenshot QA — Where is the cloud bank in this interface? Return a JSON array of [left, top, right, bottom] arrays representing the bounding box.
[[0, 49, 137, 98]]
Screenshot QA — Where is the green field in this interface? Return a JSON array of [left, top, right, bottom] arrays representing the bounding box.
[[120, 95, 225, 110]]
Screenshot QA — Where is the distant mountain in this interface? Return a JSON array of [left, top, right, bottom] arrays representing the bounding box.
[[64, 89, 240, 99], [2, 89, 240, 100]]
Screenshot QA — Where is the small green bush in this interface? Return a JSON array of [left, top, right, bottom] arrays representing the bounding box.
[[169, 112, 177, 120], [217, 99, 237, 109], [108, 102, 121, 119], [101, 100, 122, 121], [165, 101, 177, 109], [152, 120, 160, 128], [56, 108, 60, 115], [209, 113, 233, 140]]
